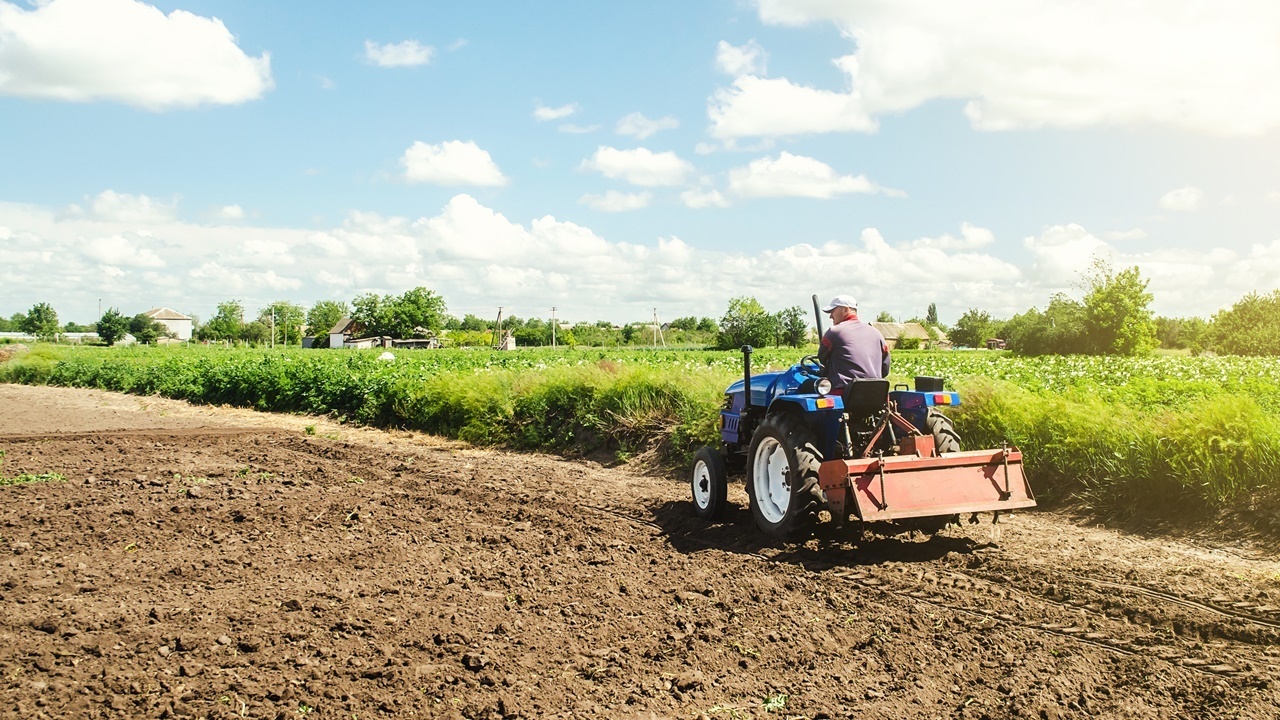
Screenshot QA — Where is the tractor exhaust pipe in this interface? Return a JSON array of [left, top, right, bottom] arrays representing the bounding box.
[[812, 294, 825, 338], [741, 345, 753, 409]]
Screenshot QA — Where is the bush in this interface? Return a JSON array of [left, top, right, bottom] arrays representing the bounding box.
[[1205, 290, 1280, 356]]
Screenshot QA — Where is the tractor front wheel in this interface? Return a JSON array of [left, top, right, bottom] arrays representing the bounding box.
[[747, 414, 825, 539], [690, 446, 728, 520]]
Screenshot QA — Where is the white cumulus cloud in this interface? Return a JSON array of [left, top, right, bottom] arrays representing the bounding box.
[[728, 152, 895, 199], [580, 146, 693, 187], [715, 39, 767, 76], [709, 75, 875, 138], [681, 188, 731, 209], [90, 191, 178, 223], [1159, 186, 1205, 212], [3, 192, 1273, 326], [717, 0, 1280, 137], [217, 204, 245, 221], [0, 0, 272, 110], [83, 234, 165, 268], [400, 140, 508, 187], [579, 190, 653, 212], [904, 223, 995, 251], [616, 112, 679, 140], [364, 40, 433, 67], [533, 102, 578, 121]]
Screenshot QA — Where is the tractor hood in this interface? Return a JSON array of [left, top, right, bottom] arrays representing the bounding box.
[[724, 366, 809, 410]]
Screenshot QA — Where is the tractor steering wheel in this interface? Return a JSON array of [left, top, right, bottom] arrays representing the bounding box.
[[799, 354, 824, 377]]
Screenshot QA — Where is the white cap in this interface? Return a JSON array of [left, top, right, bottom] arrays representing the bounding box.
[[821, 295, 858, 312]]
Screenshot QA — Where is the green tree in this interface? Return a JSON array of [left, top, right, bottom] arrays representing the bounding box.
[[129, 313, 167, 344], [513, 318, 548, 346], [718, 296, 774, 349], [775, 306, 808, 347], [569, 322, 621, 347], [875, 311, 895, 323], [257, 301, 306, 346], [459, 314, 489, 331], [1003, 294, 1088, 355], [668, 316, 698, 331], [21, 302, 60, 340], [696, 317, 717, 333], [240, 320, 270, 345], [949, 309, 999, 348], [926, 302, 938, 326], [352, 287, 448, 338], [1204, 290, 1280, 355], [1081, 260, 1157, 355], [97, 308, 131, 346], [197, 300, 245, 343], [1155, 316, 1209, 351], [443, 329, 493, 347], [305, 300, 350, 342]]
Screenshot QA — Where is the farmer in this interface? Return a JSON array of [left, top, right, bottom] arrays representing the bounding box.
[[817, 295, 890, 391]]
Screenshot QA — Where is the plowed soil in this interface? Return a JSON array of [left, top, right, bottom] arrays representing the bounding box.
[[2, 384, 1279, 720]]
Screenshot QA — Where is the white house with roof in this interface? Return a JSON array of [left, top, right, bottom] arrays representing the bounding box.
[[328, 317, 357, 349], [143, 308, 193, 341]]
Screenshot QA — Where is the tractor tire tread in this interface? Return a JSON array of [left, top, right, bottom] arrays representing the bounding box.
[[747, 413, 824, 540], [691, 446, 729, 520], [925, 409, 962, 454]]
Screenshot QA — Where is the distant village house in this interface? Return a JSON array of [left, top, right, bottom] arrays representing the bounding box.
[[871, 322, 951, 350], [143, 308, 193, 341], [326, 318, 439, 350]]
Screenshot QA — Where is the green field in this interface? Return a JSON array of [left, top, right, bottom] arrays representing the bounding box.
[[4, 344, 1279, 533]]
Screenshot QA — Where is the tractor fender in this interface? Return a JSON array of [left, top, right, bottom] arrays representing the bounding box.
[[764, 395, 845, 461], [765, 394, 845, 415]]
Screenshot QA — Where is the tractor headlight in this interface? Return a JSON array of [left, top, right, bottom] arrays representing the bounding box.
[[815, 378, 832, 396]]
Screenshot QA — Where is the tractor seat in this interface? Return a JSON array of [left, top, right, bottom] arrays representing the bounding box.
[[842, 379, 889, 419]]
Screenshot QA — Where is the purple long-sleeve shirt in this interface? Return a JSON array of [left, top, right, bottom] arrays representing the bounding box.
[[818, 319, 890, 389]]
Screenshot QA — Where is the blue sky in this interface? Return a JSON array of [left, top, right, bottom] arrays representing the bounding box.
[[1, 0, 1278, 326]]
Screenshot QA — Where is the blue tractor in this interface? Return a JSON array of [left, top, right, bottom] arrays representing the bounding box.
[[691, 298, 1035, 540]]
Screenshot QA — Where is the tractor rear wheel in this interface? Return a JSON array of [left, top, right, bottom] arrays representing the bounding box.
[[746, 413, 825, 539], [690, 446, 728, 520], [925, 409, 961, 454]]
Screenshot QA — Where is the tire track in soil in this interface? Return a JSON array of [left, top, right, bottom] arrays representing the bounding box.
[[573, 502, 1280, 688]]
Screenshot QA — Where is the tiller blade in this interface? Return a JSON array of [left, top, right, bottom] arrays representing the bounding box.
[[818, 444, 1036, 523]]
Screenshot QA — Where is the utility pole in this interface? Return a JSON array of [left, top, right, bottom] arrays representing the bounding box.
[[551, 307, 557, 348], [652, 308, 666, 348], [491, 307, 505, 349]]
